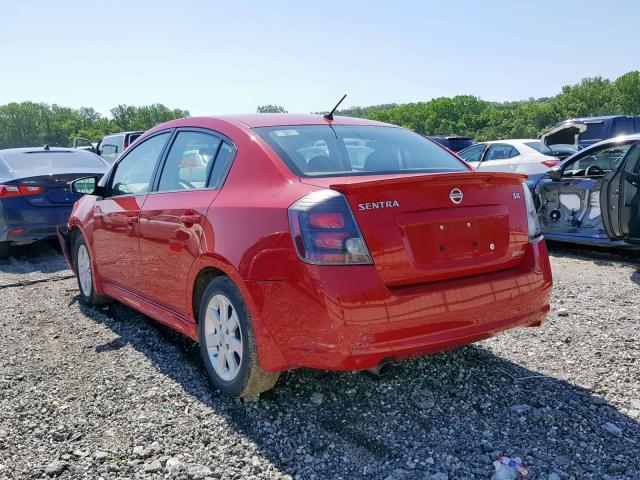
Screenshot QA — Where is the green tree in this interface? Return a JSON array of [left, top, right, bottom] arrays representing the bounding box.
[[257, 104, 287, 113], [613, 71, 640, 114], [110, 104, 189, 131]]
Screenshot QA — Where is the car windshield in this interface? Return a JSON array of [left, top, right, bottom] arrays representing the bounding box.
[[255, 125, 468, 177], [2, 151, 105, 171], [524, 141, 554, 156]]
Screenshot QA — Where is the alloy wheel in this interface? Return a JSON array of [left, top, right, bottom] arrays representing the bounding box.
[[77, 244, 92, 297], [204, 294, 243, 381]]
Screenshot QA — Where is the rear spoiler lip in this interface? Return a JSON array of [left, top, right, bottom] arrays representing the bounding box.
[[327, 171, 527, 193]]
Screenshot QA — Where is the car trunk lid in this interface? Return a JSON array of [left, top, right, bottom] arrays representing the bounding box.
[[541, 123, 587, 149], [301, 172, 530, 286], [16, 173, 96, 207]]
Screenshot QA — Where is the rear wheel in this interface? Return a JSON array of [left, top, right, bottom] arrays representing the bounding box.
[[199, 277, 279, 398], [0, 242, 9, 260], [73, 235, 111, 306]]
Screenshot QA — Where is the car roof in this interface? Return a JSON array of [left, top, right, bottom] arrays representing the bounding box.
[[0, 146, 108, 166], [559, 115, 639, 123], [0, 146, 78, 155], [157, 114, 392, 130], [482, 139, 539, 145], [103, 131, 144, 136]]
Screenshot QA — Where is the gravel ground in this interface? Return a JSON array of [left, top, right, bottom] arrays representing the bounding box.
[[0, 241, 638, 480]]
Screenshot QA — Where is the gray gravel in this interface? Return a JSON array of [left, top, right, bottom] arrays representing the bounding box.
[[0, 241, 638, 479]]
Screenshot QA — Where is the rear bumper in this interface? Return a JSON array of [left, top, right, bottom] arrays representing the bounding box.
[[0, 200, 73, 244], [57, 226, 75, 272], [246, 238, 553, 371]]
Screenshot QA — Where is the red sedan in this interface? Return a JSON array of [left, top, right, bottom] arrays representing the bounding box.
[[59, 114, 552, 397]]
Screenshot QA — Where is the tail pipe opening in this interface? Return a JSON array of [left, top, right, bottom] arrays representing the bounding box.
[[363, 359, 394, 379]]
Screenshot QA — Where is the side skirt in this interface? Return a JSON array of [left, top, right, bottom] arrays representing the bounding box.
[[102, 282, 198, 341]]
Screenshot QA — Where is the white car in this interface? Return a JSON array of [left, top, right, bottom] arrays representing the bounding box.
[[457, 139, 561, 175]]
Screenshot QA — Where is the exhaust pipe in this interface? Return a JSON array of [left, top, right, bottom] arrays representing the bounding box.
[[364, 359, 394, 379]]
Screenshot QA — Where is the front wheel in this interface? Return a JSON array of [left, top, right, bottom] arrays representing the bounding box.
[[73, 235, 111, 306], [199, 277, 279, 398]]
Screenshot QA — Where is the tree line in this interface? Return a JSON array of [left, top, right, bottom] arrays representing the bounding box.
[[1, 71, 639, 149], [0, 103, 189, 149], [335, 71, 640, 141]]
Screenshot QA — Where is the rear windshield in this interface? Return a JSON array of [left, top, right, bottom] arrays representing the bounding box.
[[255, 125, 468, 177], [524, 141, 554, 156], [444, 138, 473, 151], [2, 151, 106, 171]]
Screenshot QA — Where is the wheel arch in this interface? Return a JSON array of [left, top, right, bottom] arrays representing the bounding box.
[[66, 221, 106, 295], [187, 254, 289, 371]]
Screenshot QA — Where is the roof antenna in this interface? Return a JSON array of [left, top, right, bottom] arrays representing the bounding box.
[[43, 144, 50, 151], [324, 94, 347, 121]]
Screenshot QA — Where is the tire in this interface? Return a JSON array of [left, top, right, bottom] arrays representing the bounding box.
[[73, 235, 111, 306], [199, 277, 279, 398], [0, 242, 9, 260]]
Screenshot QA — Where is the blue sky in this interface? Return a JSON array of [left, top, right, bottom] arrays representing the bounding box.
[[1, 0, 638, 117]]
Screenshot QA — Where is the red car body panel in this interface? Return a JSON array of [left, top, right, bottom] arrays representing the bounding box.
[[61, 114, 552, 372]]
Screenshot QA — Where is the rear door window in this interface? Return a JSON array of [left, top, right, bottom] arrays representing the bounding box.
[[457, 144, 485, 162], [613, 117, 635, 136], [158, 131, 221, 192], [485, 144, 517, 161], [580, 122, 605, 141], [208, 141, 235, 189]]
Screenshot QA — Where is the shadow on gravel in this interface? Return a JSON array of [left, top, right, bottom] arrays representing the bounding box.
[[78, 300, 640, 479], [0, 239, 68, 274]]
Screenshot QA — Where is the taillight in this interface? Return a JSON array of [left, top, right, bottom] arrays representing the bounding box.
[[541, 159, 560, 168], [19, 185, 44, 196], [288, 190, 372, 265], [0, 185, 21, 199], [0, 185, 43, 199], [522, 185, 542, 241]]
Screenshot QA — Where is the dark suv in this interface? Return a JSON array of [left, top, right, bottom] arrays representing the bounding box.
[[428, 136, 474, 152]]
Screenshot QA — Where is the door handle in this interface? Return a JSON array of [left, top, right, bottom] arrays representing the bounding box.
[[124, 216, 138, 224], [180, 214, 201, 226]]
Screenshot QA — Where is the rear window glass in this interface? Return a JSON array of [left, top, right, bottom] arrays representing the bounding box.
[[580, 122, 605, 141], [255, 125, 467, 177], [3, 151, 105, 171], [444, 138, 473, 151], [524, 141, 554, 156]]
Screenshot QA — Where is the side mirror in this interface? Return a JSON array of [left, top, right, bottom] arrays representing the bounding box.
[[71, 176, 100, 195], [547, 168, 562, 181]]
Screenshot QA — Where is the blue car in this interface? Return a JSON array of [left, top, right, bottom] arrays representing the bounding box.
[[0, 146, 109, 259], [534, 134, 640, 249]]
